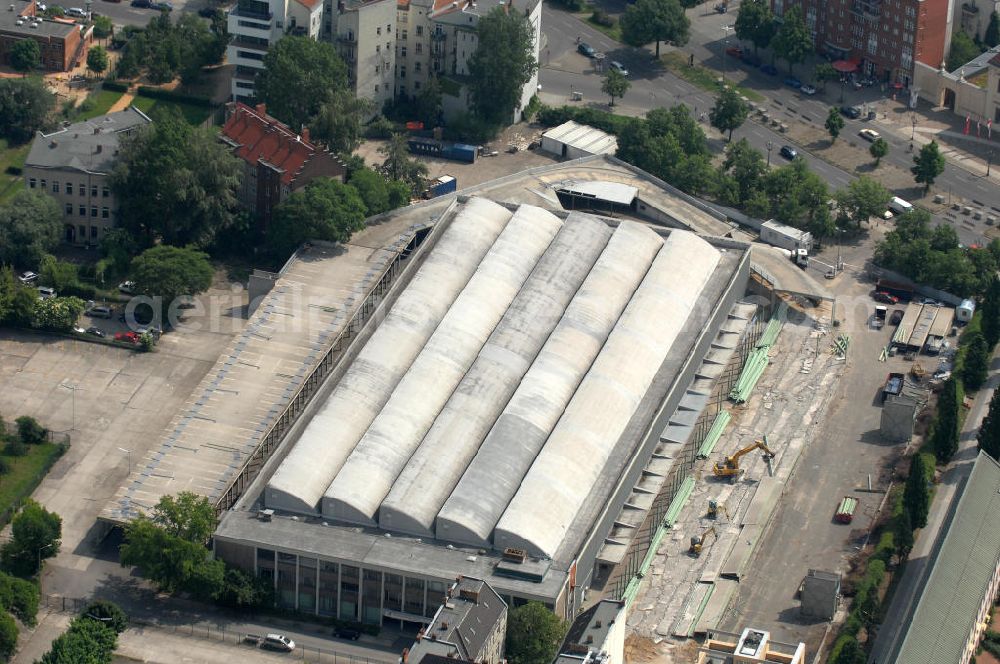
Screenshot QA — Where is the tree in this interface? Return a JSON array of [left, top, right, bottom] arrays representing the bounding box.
[[130, 245, 214, 323], [92, 15, 113, 42], [869, 137, 889, 166], [267, 178, 368, 260], [835, 176, 891, 228], [111, 108, 241, 247], [0, 189, 61, 267], [932, 378, 961, 464], [0, 612, 16, 661], [505, 602, 568, 664], [963, 330, 990, 390], [150, 492, 216, 544], [120, 515, 224, 597], [80, 600, 129, 634], [620, 0, 690, 57], [771, 6, 812, 73], [216, 567, 274, 610], [734, 0, 776, 54], [709, 87, 748, 141], [39, 617, 117, 664], [759, 159, 834, 238], [9, 39, 40, 75], [311, 91, 374, 154], [947, 30, 984, 71], [829, 636, 865, 664], [986, 11, 1000, 48], [0, 499, 61, 577], [413, 77, 443, 127], [893, 509, 914, 560], [467, 5, 538, 126], [379, 133, 429, 190], [602, 69, 630, 107], [0, 77, 55, 143], [256, 36, 349, 132], [348, 168, 411, 216], [825, 106, 845, 143], [982, 275, 1000, 347], [904, 454, 930, 529], [978, 387, 1000, 462], [813, 62, 837, 91], [911, 140, 946, 192], [15, 416, 46, 444], [40, 255, 79, 293], [722, 139, 767, 204], [87, 46, 109, 77]]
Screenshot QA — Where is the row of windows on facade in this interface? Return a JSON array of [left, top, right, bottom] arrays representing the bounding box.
[[71, 224, 103, 241], [64, 203, 110, 219], [29, 179, 110, 198], [255, 548, 538, 622]]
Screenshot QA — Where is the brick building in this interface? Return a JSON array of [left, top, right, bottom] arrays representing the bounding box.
[[773, 0, 949, 87], [219, 102, 347, 233], [0, 1, 89, 72]]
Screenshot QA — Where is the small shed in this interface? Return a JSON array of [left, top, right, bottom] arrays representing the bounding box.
[[957, 299, 976, 323], [800, 569, 840, 620], [880, 377, 930, 442], [540, 121, 618, 160]]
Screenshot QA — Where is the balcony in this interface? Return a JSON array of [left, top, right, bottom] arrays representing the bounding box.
[[338, 32, 357, 43], [229, 6, 273, 21]]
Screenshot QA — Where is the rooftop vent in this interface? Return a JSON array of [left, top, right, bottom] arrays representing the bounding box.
[[9, 4, 15, 11], [257, 509, 274, 521], [502, 547, 527, 564]]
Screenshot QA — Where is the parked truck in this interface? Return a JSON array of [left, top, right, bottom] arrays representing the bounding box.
[[422, 175, 457, 199], [772, 246, 810, 269], [882, 372, 905, 403], [875, 278, 914, 302], [407, 137, 478, 163], [761, 220, 811, 268]]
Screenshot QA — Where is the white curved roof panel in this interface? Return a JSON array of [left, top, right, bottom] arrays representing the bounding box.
[[493, 231, 721, 558], [320, 205, 563, 524], [434, 221, 664, 547], [378, 214, 614, 536], [264, 197, 513, 513]]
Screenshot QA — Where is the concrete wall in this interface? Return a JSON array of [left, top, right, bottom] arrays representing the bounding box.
[[914, 61, 994, 122]]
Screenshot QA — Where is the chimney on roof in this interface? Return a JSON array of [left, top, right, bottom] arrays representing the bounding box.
[[93, 127, 100, 135], [96, 144, 102, 154], [255, 103, 267, 116], [301, 126, 310, 143]]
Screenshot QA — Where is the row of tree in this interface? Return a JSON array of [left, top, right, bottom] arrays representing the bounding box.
[[0, 77, 54, 144], [38, 601, 129, 664], [734, 1, 815, 73], [115, 13, 227, 84]]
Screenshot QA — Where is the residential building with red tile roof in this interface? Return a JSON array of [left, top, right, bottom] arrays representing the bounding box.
[[220, 102, 346, 233]]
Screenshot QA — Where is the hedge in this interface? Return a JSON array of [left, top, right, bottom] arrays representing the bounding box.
[[536, 105, 632, 135], [873, 531, 895, 564], [136, 87, 214, 108], [827, 635, 858, 663], [101, 81, 129, 93]]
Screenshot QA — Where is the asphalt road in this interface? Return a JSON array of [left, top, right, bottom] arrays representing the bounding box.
[[539, 4, 999, 243], [89, 0, 212, 27]]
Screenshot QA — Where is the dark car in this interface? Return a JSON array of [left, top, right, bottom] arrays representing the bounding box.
[[840, 105, 861, 119], [784, 76, 802, 89], [779, 145, 797, 160], [130, 0, 150, 6], [577, 42, 596, 58], [85, 327, 106, 338], [889, 309, 904, 326], [198, 6, 219, 17], [873, 291, 900, 305], [724, 46, 742, 59], [333, 626, 361, 640], [742, 53, 762, 67], [154, 1, 172, 9], [760, 63, 778, 75]]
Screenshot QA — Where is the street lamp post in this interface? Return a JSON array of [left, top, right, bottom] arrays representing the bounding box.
[[37, 542, 54, 575], [766, 141, 773, 167], [721, 25, 734, 83], [988, 151, 994, 177], [117, 447, 133, 475], [59, 382, 81, 431]]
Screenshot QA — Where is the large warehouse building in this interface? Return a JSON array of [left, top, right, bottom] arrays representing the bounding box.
[[210, 190, 753, 624]]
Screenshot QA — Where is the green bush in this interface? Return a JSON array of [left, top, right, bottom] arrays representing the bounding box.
[[14, 417, 46, 445], [364, 115, 396, 139], [3, 442, 26, 458], [0, 459, 9, 476], [536, 105, 631, 135], [79, 600, 128, 634], [101, 81, 129, 92], [0, 572, 40, 626], [841, 611, 862, 637], [5, 166, 22, 176], [873, 531, 895, 564], [136, 86, 213, 108], [590, 9, 615, 26], [0, 611, 16, 660]]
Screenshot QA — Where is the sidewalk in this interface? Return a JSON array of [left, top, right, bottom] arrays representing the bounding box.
[[866, 350, 1000, 663]]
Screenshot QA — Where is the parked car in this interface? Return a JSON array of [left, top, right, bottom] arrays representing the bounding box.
[[742, 53, 762, 67], [859, 128, 880, 142], [66, 6, 86, 16], [783, 76, 802, 89], [18, 271, 38, 284], [577, 42, 596, 58], [800, 84, 817, 95], [724, 46, 743, 59], [87, 305, 114, 319], [714, 2, 727, 12], [609, 60, 628, 76], [85, 327, 106, 338], [36, 286, 56, 300], [333, 626, 361, 640], [840, 105, 862, 119], [114, 331, 140, 344], [760, 63, 778, 75], [873, 291, 900, 305], [118, 280, 136, 294], [197, 6, 219, 16], [154, 1, 172, 10], [889, 309, 904, 326], [130, 0, 151, 7], [261, 634, 295, 652], [779, 145, 797, 160]]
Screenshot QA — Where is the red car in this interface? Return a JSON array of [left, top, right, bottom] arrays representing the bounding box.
[[725, 46, 743, 59], [114, 331, 140, 344], [873, 291, 899, 305]]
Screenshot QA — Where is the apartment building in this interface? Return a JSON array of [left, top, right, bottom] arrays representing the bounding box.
[[227, 0, 323, 102], [23, 107, 152, 246], [773, 0, 949, 86], [1, 0, 90, 72], [395, 0, 434, 99], [326, 0, 397, 111]]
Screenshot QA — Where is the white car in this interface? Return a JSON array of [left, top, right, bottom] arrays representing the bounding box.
[[18, 271, 38, 284], [800, 84, 817, 95], [262, 634, 295, 652], [859, 128, 880, 142], [37, 286, 56, 299], [118, 280, 136, 294], [610, 61, 629, 77], [66, 7, 87, 16]]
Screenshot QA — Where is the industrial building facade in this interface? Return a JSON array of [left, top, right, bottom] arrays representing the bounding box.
[[211, 194, 752, 623]]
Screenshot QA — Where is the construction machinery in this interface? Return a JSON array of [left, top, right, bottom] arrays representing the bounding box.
[[707, 499, 730, 520], [689, 526, 717, 556], [910, 361, 926, 382], [712, 438, 776, 483]]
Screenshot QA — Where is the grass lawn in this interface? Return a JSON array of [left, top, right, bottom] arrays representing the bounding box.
[[131, 95, 214, 126], [74, 88, 126, 121], [0, 139, 31, 205], [0, 443, 66, 527], [661, 51, 766, 103]]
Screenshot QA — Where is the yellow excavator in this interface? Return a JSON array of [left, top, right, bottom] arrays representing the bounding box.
[[706, 499, 730, 520], [712, 437, 776, 483], [689, 526, 717, 556]]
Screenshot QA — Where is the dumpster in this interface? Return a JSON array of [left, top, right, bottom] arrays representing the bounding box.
[[835, 496, 858, 524]]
